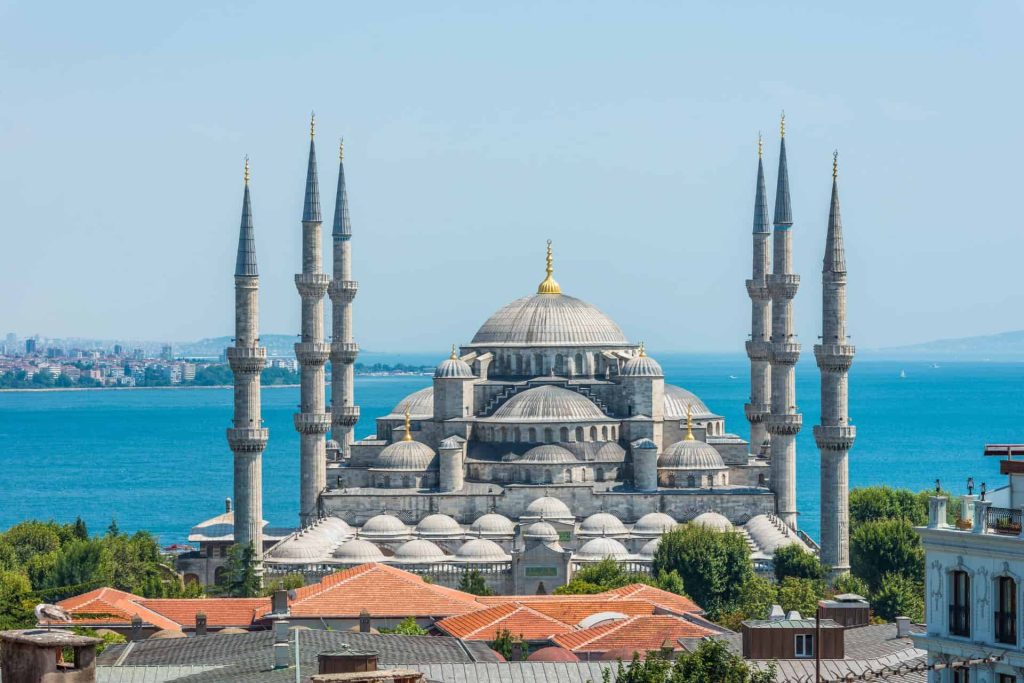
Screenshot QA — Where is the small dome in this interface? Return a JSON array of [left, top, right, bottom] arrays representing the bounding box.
[[415, 514, 463, 537], [492, 385, 606, 422], [470, 513, 515, 537], [518, 444, 577, 464], [389, 386, 434, 418], [579, 513, 628, 537], [658, 439, 726, 470], [435, 354, 474, 379], [361, 514, 408, 538], [332, 539, 385, 562], [523, 521, 559, 542], [455, 538, 510, 562], [633, 512, 678, 536], [527, 647, 580, 663], [394, 539, 446, 563], [692, 512, 733, 532], [575, 537, 630, 561], [620, 348, 663, 377], [638, 538, 661, 559], [376, 440, 438, 470], [664, 384, 714, 419], [525, 496, 573, 520]]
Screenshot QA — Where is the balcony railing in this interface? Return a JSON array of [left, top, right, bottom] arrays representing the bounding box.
[[987, 506, 1023, 535], [949, 604, 971, 637], [995, 610, 1017, 644]]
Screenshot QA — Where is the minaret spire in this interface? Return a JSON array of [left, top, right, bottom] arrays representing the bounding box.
[[227, 157, 269, 579], [329, 135, 360, 459], [815, 151, 856, 576], [745, 133, 772, 456], [294, 118, 331, 527], [765, 112, 802, 529]]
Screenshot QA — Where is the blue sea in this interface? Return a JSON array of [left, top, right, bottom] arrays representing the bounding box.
[[1, 355, 1019, 545]]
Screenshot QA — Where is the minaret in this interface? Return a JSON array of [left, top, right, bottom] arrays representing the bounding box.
[[328, 138, 360, 457], [294, 114, 331, 526], [226, 157, 269, 571], [814, 152, 856, 575], [744, 134, 772, 455], [765, 113, 802, 529]]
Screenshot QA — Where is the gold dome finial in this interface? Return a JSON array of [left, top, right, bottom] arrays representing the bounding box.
[[310, 111, 316, 140], [537, 239, 561, 294], [758, 132, 763, 159], [780, 111, 786, 139], [450, 344, 458, 360], [685, 404, 695, 441], [403, 408, 412, 442], [339, 137, 345, 161], [244, 156, 250, 185], [832, 149, 838, 180]]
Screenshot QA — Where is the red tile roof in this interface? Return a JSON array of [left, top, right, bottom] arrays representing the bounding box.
[[599, 584, 703, 615], [435, 603, 572, 641], [139, 598, 271, 628], [551, 615, 716, 654], [289, 564, 481, 618]]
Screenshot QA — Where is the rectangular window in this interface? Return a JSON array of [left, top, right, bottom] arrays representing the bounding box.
[[996, 576, 1017, 645], [794, 634, 814, 658], [949, 570, 971, 637]]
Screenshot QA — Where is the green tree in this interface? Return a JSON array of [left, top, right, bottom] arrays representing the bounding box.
[[772, 544, 827, 582], [382, 616, 428, 635], [0, 570, 34, 630], [653, 526, 752, 619], [776, 577, 825, 617], [871, 573, 925, 622], [850, 518, 924, 592], [457, 569, 494, 596], [217, 543, 261, 597]]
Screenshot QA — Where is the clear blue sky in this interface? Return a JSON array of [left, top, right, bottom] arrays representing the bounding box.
[[1, 1, 1021, 353]]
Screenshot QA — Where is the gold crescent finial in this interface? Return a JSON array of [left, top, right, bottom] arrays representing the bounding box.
[[832, 149, 838, 180], [450, 344, 458, 360], [310, 111, 316, 140], [758, 132, 763, 159], [244, 156, 250, 185], [537, 239, 561, 294], [403, 408, 412, 441], [780, 111, 786, 139], [339, 137, 345, 161], [685, 404, 695, 440]]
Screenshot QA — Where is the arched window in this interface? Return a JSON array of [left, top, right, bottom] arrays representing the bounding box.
[[528, 427, 537, 442], [560, 426, 569, 441], [575, 426, 584, 442], [686, 475, 695, 488], [601, 426, 608, 440], [590, 426, 598, 440], [544, 427, 554, 443]]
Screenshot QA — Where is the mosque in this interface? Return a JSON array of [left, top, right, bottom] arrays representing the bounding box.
[[178, 115, 856, 594]]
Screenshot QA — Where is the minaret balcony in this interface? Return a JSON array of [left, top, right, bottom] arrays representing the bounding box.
[[227, 427, 269, 452], [745, 340, 771, 361], [814, 343, 855, 371], [813, 425, 857, 451], [767, 274, 800, 299], [765, 413, 803, 435], [295, 273, 330, 298], [770, 342, 802, 365], [294, 342, 331, 365], [328, 279, 359, 303], [294, 412, 331, 435], [333, 406, 360, 427], [331, 342, 360, 364], [744, 402, 771, 423], [226, 347, 267, 374], [745, 279, 770, 300]]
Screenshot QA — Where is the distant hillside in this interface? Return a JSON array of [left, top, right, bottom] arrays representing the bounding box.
[[867, 330, 1024, 361]]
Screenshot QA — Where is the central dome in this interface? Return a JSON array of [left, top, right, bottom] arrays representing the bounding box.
[[470, 293, 628, 347], [492, 385, 606, 422]]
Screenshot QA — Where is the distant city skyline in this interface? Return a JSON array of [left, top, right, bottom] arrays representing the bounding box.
[[1, 2, 1021, 351]]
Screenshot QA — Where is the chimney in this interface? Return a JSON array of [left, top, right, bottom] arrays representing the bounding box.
[[272, 589, 289, 615], [195, 612, 207, 636], [130, 615, 143, 642], [1, 629, 101, 683], [273, 621, 290, 669], [225, 497, 232, 513], [359, 608, 371, 633], [895, 616, 911, 638]]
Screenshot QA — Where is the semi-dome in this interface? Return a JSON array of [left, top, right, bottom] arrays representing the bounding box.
[[659, 439, 727, 470], [361, 514, 408, 538], [455, 538, 510, 562], [435, 348, 474, 379], [388, 386, 434, 418], [469, 292, 628, 347], [376, 440, 438, 470], [470, 513, 515, 537], [620, 346, 663, 377], [492, 385, 606, 422], [638, 538, 661, 559], [518, 444, 577, 464], [415, 514, 463, 537], [523, 520, 560, 542], [579, 513, 628, 536], [332, 538, 386, 562], [524, 496, 573, 520], [633, 512, 678, 536], [394, 539, 446, 563], [692, 512, 733, 532], [575, 537, 630, 561], [664, 385, 714, 419]]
